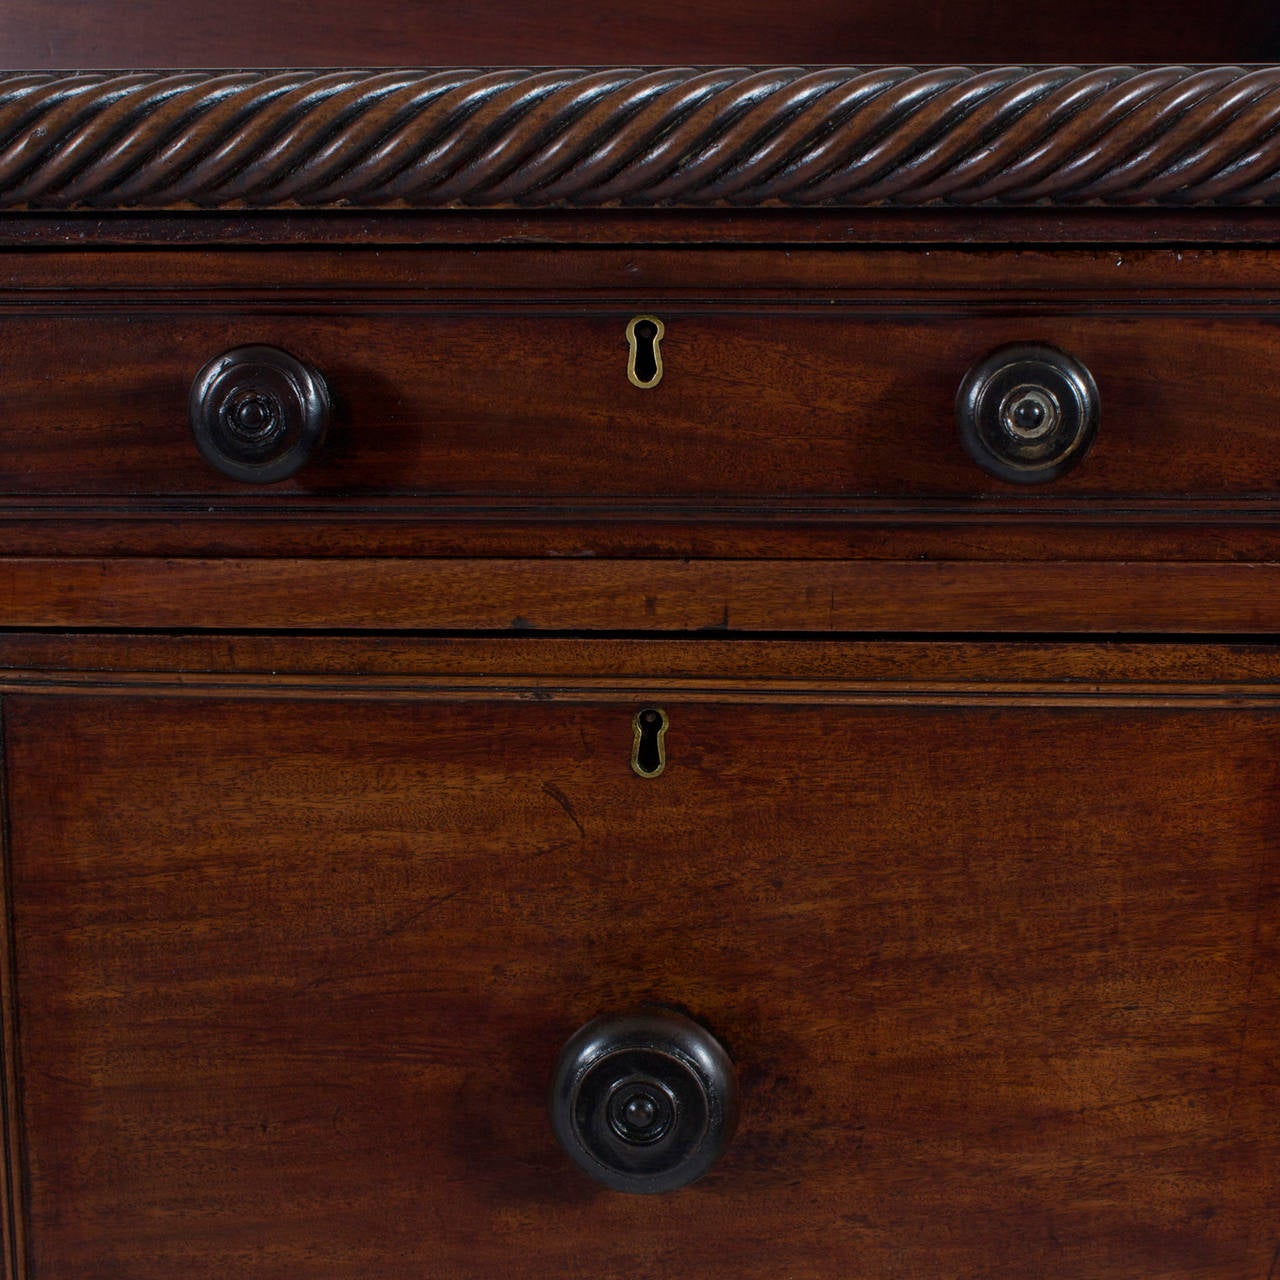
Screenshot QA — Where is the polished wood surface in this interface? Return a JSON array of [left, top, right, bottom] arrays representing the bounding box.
[[0, 633, 1279, 687], [9, 557, 1280, 634], [1, 6, 1279, 1271], [4, 676, 1278, 1278], [5, 309, 1279, 501], [0, 244, 1279, 579], [1, 0, 1274, 68], [7, 208, 1280, 249]]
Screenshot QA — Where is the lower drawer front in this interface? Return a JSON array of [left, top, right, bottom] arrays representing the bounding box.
[[3, 693, 1277, 1279]]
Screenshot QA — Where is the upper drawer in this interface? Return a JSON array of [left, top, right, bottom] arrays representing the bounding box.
[[2, 246, 1279, 508], [3, 307, 1280, 501], [4, 244, 1280, 586]]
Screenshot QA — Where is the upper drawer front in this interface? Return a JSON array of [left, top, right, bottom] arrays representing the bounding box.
[[4, 308, 1278, 499]]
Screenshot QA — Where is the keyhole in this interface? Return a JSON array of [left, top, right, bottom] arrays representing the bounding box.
[[626, 315, 665, 389], [631, 707, 669, 778]]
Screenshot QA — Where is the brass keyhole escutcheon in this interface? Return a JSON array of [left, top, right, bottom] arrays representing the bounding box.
[[626, 315, 664, 389], [631, 707, 668, 778]]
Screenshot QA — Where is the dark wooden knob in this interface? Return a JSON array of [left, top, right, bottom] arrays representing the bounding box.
[[956, 343, 1099, 483], [549, 1009, 738, 1194], [189, 345, 330, 483]]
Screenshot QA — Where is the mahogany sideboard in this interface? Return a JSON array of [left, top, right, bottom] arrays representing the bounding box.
[[0, 2, 1277, 1276]]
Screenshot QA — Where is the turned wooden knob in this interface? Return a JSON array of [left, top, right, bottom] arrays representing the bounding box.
[[189, 345, 330, 483], [956, 343, 1099, 483], [549, 1009, 738, 1194]]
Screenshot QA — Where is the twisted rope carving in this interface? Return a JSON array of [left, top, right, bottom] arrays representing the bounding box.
[[3, 66, 1280, 208]]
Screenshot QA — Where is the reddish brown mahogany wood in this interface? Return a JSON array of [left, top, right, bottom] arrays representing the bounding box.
[[0, 707, 21, 1280], [5, 209, 1280, 247], [2, 504, 1280, 565], [7, 243, 1280, 294], [1, 244, 1280, 574], [3, 688, 1277, 1278], [5, 310, 1280, 503], [7, 557, 1280, 633], [0, 633, 1277, 687], [1, 1, 1275, 74], [6, 509, 1280, 565], [1, 24, 1279, 1275]]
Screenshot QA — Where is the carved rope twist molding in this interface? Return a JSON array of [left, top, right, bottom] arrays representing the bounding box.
[[4, 66, 1280, 209]]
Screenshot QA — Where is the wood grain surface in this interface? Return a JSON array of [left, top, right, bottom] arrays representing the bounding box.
[[5, 209, 1280, 249], [1, 32, 1278, 1274], [0, 0, 1273, 76], [5, 310, 1280, 502], [1, 244, 1280, 571], [8, 556, 1280, 633], [0, 633, 1277, 688], [3, 688, 1277, 1278]]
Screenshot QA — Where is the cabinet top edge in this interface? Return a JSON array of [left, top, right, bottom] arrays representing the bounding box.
[[2, 65, 1280, 226]]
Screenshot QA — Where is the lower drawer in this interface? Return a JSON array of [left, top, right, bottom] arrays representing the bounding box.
[[0, 649, 1276, 1278]]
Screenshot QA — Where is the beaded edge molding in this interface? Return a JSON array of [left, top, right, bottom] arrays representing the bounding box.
[[4, 66, 1280, 209]]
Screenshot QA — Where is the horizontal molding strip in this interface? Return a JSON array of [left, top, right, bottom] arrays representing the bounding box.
[[1, 636, 1279, 700], [1, 634, 1278, 681], [3, 674, 1280, 709], [4, 497, 1280, 520], [5, 66, 1280, 209]]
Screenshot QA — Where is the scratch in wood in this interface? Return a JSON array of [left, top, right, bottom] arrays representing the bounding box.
[[374, 888, 465, 942], [542, 780, 585, 839], [296, 887, 467, 994]]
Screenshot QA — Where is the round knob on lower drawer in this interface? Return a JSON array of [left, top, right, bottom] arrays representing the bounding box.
[[189, 345, 330, 483], [956, 343, 1099, 483], [549, 1009, 738, 1194]]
